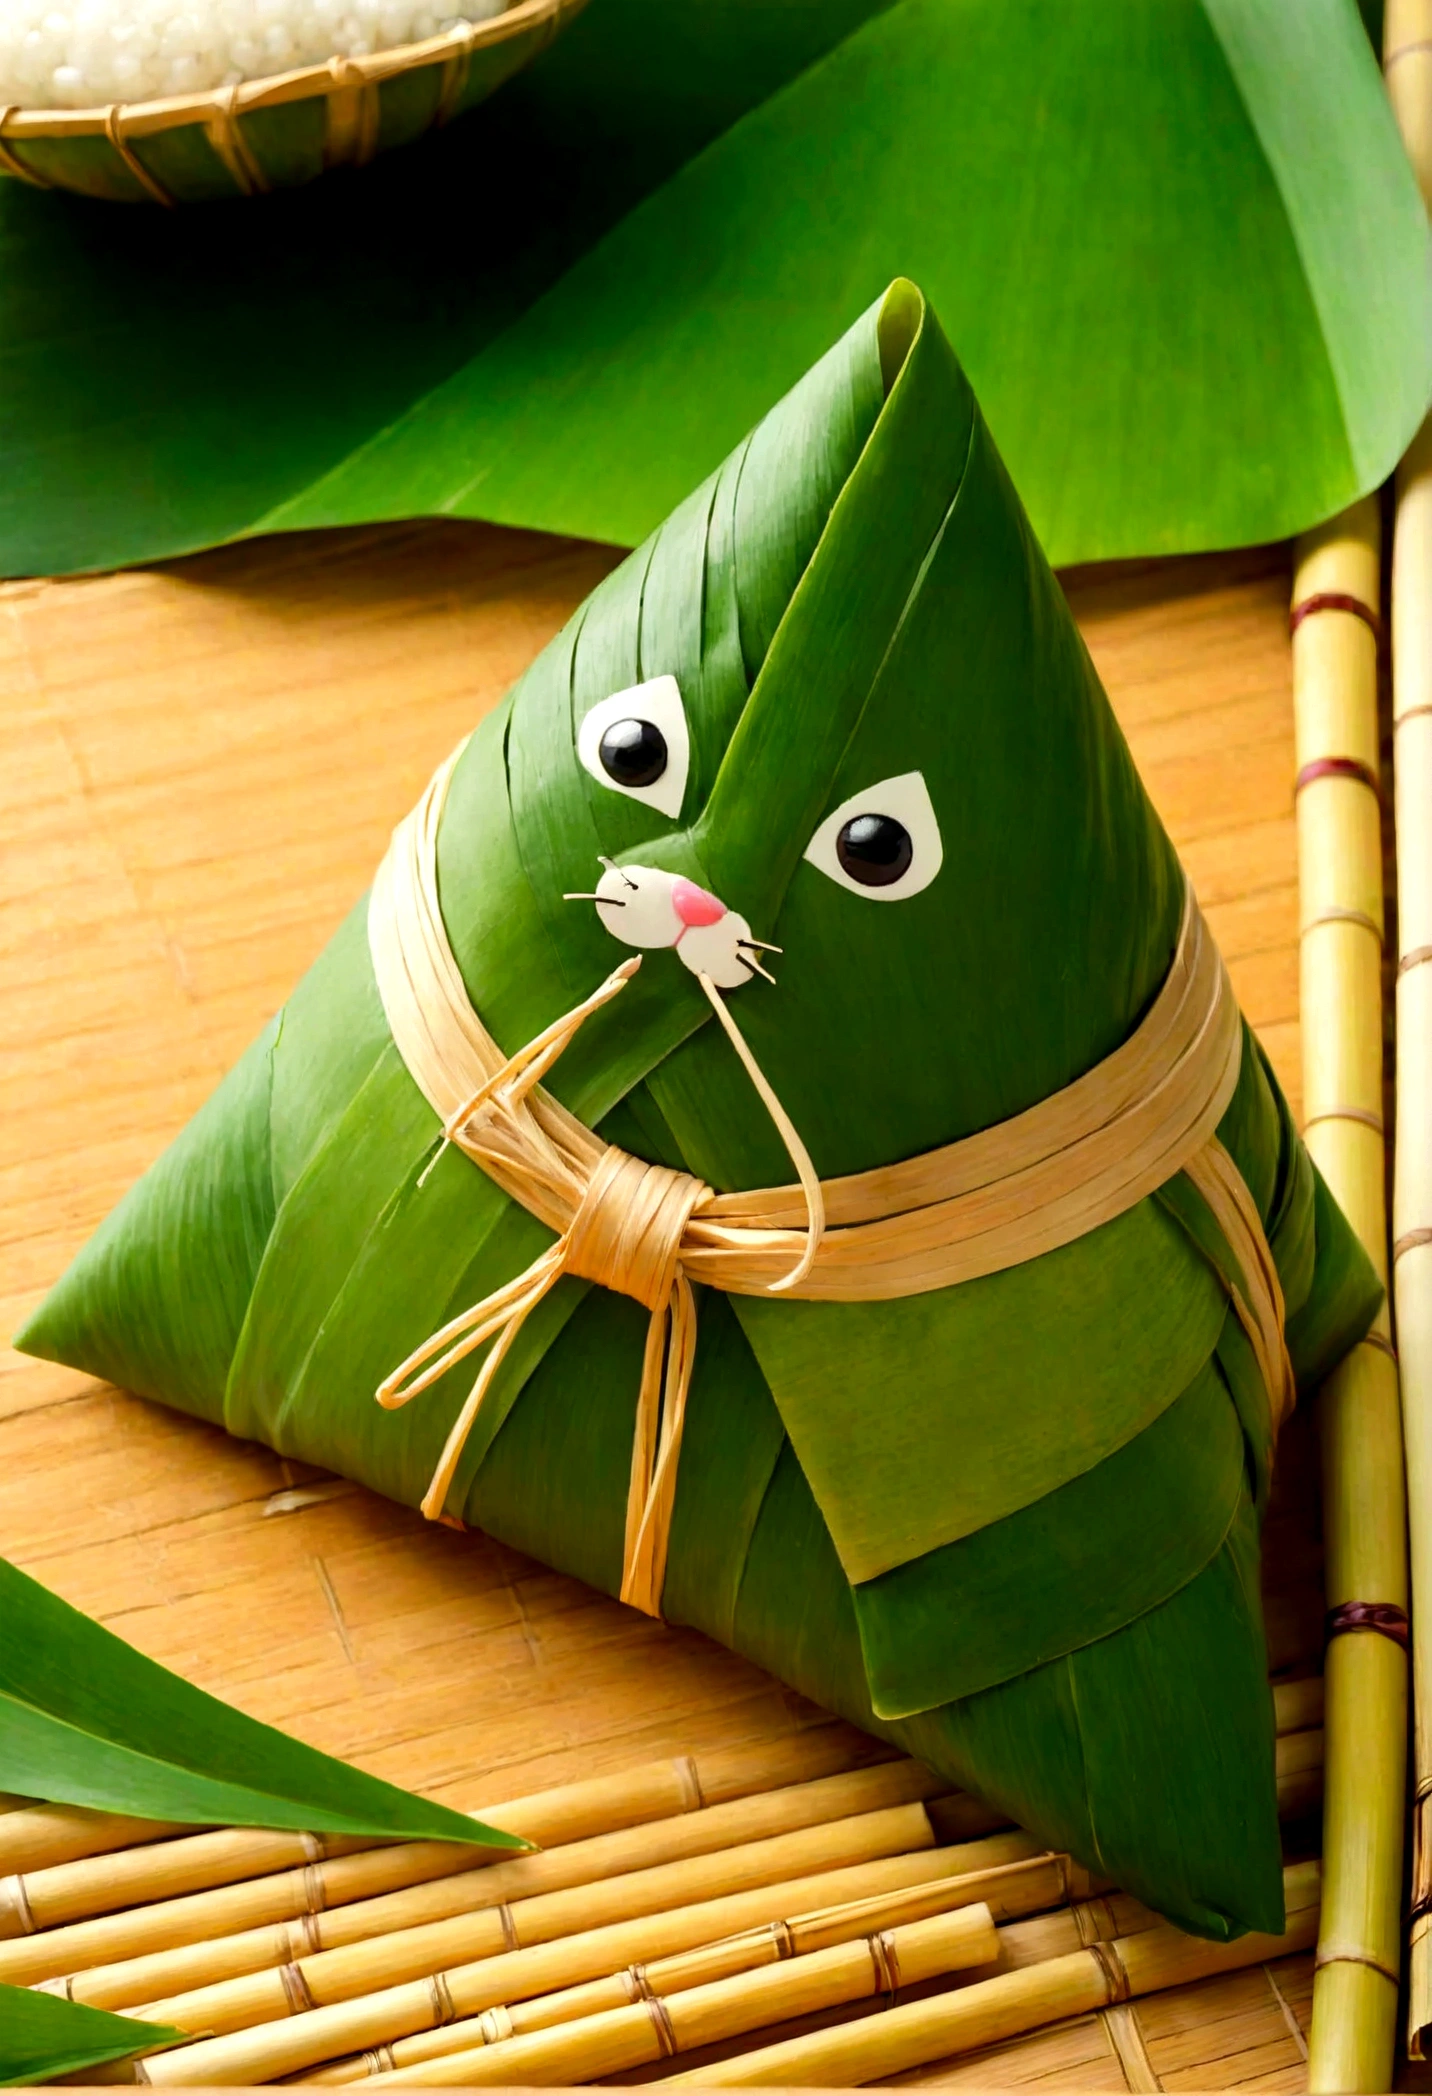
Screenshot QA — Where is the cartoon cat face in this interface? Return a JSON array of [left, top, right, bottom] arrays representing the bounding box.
[[568, 669, 943, 987], [435, 285, 1182, 1191]]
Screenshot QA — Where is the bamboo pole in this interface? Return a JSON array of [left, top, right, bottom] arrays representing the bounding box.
[[1385, 0, 1432, 2062], [361, 1901, 1001, 2088], [1273, 1675, 1324, 1734], [1400, 409, 1432, 2061], [134, 1830, 1050, 2085], [656, 1861, 1322, 2087], [347, 1879, 1154, 2096], [0, 1826, 379, 1940], [135, 1800, 939, 2039], [1293, 504, 1410, 2094], [0, 1725, 895, 1990], [1276, 1724, 1324, 1822], [44, 1759, 942, 2008], [307, 1853, 1110, 2084], [0, 1806, 187, 1882]]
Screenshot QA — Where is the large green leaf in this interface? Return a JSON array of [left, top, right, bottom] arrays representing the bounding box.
[[0, 1985, 182, 2087], [0, 1559, 523, 1847], [0, 0, 1424, 578]]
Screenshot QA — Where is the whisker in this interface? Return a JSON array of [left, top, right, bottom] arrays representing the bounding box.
[[563, 892, 623, 905], [742, 955, 778, 986], [738, 937, 783, 954], [598, 855, 639, 892]]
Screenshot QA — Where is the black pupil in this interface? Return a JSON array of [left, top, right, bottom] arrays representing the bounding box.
[[598, 718, 667, 788], [835, 813, 914, 887]]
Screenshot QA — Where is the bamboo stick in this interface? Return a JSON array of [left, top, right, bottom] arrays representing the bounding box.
[[0, 1839, 478, 1991], [1, 1725, 893, 1990], [1273, 1675, 1324, 1734], [363, 1901, 1001, 2087], [1386, 0, 1432, 2064], [49, 1759, 942, 2009], [657, 1861, 1322, 2086], [0, 1806, 187, 1882], [1, 1826, 380, 1940], [307, 1852, 1103, 2083], [134, 1830, 1049, 2084], [1387, 0, 1432, 205], [1276, 1724, 1325, 1822], [1400, 408, 1432, 2065], [1293, 505, 1410, 2095], [135, 1800, 940, 2039], [484, 1724, 896, 1844]]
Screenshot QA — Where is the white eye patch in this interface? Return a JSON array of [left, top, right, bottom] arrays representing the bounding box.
[[577, 676, 690, 821], [803, 771, 943, 901]]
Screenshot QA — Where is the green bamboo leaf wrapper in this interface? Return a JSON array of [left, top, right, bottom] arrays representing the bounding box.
[[19, 281, 1380, 1942], [0, 1559, 522, 1847], [0, 1983, 183, 2086]]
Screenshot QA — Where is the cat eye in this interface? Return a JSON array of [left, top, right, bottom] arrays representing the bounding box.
[[803, 771, 943, 901], [578, 676, 690, 820], [836, 813, 913, 887], [599, 717, 668, 788]]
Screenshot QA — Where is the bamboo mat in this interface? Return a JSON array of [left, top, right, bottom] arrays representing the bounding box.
[[0, 524, 1318, 2090]]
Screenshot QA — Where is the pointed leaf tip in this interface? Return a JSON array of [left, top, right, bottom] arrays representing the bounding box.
[[0, 1559, 526, 1852], [0, 1983, 185, 2086]]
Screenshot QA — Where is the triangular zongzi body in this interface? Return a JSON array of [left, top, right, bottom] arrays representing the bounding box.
[[20, 281, 1380, 1941]]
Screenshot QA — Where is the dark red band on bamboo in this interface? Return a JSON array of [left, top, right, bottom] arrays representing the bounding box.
[[1325, 1601, 1409, 1651], [1294, 755, 1382, 799], [1400, 945, 1432, 977], [1290, 591, 1382, 643], [430, 1972, 456, 2027], [1386, 37, 1432, 67], [1396, 1229, 1432, 1263]]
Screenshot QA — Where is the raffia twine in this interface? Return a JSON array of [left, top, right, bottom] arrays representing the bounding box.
[[368, 747, 1294, 1616]]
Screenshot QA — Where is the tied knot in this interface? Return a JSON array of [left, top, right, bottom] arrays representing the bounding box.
[[566, 1148, 711, 1315]]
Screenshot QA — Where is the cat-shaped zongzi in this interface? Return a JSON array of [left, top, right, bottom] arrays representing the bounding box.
[[20, 280, 1380, 1941]]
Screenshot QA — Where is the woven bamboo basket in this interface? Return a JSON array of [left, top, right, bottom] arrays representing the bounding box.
[[0, 0, 581, 203]]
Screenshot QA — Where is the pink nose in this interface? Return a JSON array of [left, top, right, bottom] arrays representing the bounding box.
[[671, 877, 726, 929]]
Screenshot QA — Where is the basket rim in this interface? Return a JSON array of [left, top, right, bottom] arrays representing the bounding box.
[[0, 0, 568, 138]]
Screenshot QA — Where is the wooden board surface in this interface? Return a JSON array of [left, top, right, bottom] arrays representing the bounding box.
[[0, 524, 1314, 2089]]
